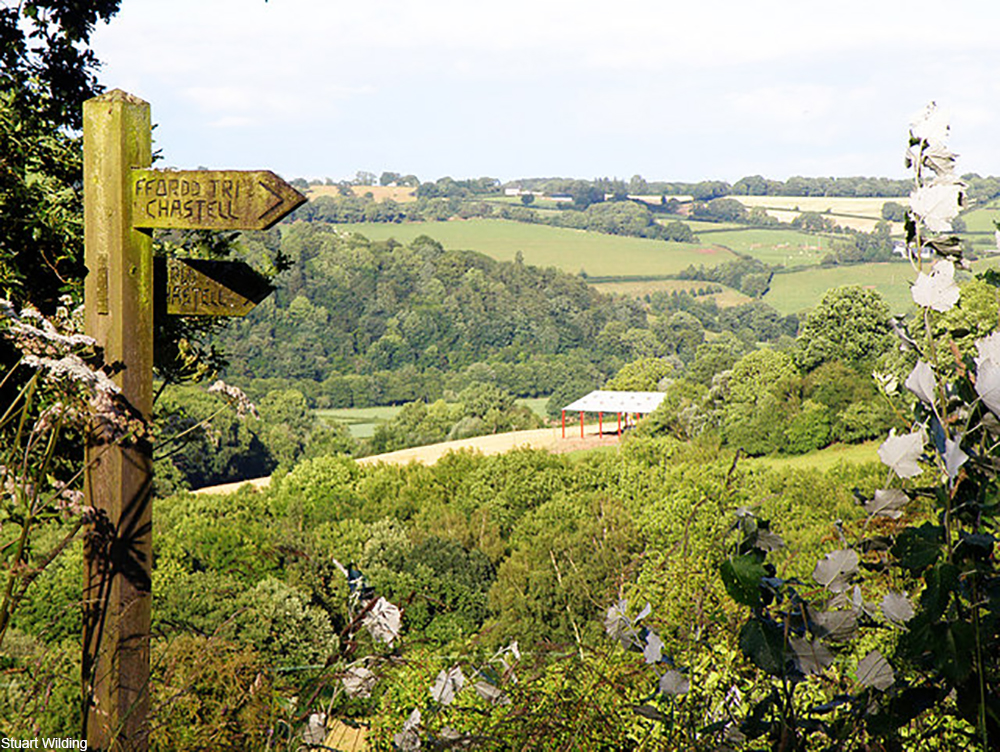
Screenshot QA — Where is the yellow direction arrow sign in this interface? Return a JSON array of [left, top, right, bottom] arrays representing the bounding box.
[[155, 257, 273, 316], [132, 169, 306, 230]]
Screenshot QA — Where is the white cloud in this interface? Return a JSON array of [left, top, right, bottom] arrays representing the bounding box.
[[88, 0, 1000, 180]]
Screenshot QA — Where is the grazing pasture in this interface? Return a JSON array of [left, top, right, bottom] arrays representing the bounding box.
[[315, 405, 403, 438], [331, 219, 739, 277], [589, 278, 751, 306], [699, 228, 835, 267], [764, 262, 917, 314]]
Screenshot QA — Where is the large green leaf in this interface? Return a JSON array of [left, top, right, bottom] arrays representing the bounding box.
[[955, 531, 995, 562], [931, 621, 976, 684], [920, 562, 959, 620], [892, 523, 944, 571], [739, 618, 787, 676], [866, 686, 940, 736], [721, 552, 767, 608]]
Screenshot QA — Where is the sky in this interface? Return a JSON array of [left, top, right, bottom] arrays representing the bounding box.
[[89, 0, 1000, 185]]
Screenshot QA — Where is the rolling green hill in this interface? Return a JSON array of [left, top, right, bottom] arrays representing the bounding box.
[[696, 227, 836, 267], [331, 219, 737, 277], [764, 262, 916, 314]]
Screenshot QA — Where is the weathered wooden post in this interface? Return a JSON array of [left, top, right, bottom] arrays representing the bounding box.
[[81, 88, 304, 750], [82, 89, 154, 750]]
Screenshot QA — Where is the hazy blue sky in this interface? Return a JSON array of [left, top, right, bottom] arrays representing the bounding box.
[[90, 0, 1000, 184]]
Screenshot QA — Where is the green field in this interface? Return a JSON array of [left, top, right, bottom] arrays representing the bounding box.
[[590, 278, 751, 306], [676, 219, 744, 233], [703, 228, 835, 267], [961, 202, 1000, 235], [327, 215, 997, 316], [768, 258, 1000, 315], [334, 219, 738, 277], [961, 209, 995, 233], [517, 397, 551, 419], [748, 440, 880, 472], [316, 405, 403, 438], [765, 262, 917, 314]]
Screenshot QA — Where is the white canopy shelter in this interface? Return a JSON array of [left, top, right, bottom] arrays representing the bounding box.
[[560, 390, 667, 438]]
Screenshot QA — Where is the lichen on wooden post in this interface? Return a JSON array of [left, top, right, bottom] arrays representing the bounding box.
[[82, 89, 154, 752]]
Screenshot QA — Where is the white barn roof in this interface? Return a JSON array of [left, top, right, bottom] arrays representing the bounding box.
[[563, 390, 666, 414]]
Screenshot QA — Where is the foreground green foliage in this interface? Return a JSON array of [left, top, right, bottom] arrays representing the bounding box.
[[711, 102, 1000, 752], [4, 435, 890, 748]]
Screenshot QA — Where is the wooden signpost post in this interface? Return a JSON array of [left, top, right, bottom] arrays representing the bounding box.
[[82, 89, 304, 750]]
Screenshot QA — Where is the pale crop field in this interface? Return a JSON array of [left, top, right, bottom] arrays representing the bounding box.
[[730, 196, 907, 233], [732, 196, 903, 217], [306, 185, 418, 203], [757, 209, 892, 233], [334, 219, 739, 277]]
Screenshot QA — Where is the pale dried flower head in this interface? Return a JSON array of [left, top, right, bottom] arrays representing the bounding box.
[[0, 299, 94, 357], [22, 354, 120, 394], [207, 379, 260, 419], [90, 391, 147, 444]]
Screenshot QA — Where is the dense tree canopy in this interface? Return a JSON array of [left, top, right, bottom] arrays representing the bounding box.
[[795, 285, 894, 371], [217, 226, 648, 391], [0, 1, 121, 309], [0, 0, 120, 129]]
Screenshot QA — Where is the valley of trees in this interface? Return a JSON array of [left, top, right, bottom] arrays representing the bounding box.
[[164, 220, 914, 495]]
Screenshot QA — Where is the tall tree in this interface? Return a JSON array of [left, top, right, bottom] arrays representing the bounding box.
[[0, 0, 121, 309], [794, 285, 893, 371]]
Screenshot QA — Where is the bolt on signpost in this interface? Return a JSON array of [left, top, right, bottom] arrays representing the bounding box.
[[82, 90, 304, 750]]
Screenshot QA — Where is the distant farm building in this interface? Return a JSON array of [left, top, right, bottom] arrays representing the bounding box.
[[561, 390, 666, 438]]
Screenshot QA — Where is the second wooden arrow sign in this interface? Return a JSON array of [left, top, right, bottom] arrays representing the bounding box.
[[154, 257, 273, 316]]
